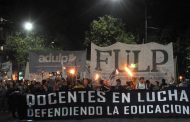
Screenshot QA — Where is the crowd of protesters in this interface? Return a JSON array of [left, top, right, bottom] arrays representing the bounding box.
[[0, 76, 190, 118]]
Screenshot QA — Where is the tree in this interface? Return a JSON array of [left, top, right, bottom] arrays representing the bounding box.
[[5, 32, 47, 69], [84, 15, 136, 47]]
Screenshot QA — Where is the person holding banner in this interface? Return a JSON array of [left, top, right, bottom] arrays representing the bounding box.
[[98, 80, 110, 91], [72, 80, 85, 90], [112, 79, 125, 91], [7, 82, 21, 118], [41, 80, 48, 93], [125, 81, 134, 90], [160, 79, 168, 90], [59, 78, 69, 91], [145, 80, 153, 90], [153, 81, 160, 90], [83, 78, 93, 90], [136, 77, 146, 90]]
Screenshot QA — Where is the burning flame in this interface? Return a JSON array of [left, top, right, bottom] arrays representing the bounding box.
[[115, 69, 119, 75], [124, 66, 133, 77], [94, 73, 100, 81], [69, 69, 76, 75], [179, 76, 183, 81]]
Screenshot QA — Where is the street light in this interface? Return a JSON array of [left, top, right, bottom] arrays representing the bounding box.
[[23, 21, 33, 31]]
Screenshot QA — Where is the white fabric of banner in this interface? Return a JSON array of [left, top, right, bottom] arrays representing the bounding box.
[[91, 42, 174, 85]]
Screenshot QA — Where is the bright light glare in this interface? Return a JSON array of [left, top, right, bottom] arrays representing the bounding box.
[[49, 73, 53, 77], [94, 73, 100, 81], [57, 71, 60, 75], [0, 46, 3, 51], [124, 66, 133, 77], [130, 63, 136, 69], [24, 22, 33, 31], [115, 69, 119, 75], [69, 69, 76, 75], [179, 76, 183, 80]]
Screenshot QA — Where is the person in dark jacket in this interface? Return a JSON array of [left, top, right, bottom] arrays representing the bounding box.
[[160, 79, 168, 90], [83, 78, 93, 90], [112, 79, 125, 91], [98, 80, 110, 92], [7, 82, 20, 118]]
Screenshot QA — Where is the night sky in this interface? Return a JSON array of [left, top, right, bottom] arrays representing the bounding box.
[[1, 0, 190, 49]]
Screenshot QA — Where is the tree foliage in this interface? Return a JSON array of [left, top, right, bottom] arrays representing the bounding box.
[[6, 32, 47, 66], [84, 15, 136, 47]]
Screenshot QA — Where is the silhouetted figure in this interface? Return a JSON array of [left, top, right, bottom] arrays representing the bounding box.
[[72, 80, 85, 90], [145, 80, 153, 90], [7, 82, 20, 118], [160, 79, 168, 90], [125, 80, 136, 90], [83, 78, 93, 90], [113, 79, 125, 91], [98, 80, 110, 92], [153, 81, 160, 90]]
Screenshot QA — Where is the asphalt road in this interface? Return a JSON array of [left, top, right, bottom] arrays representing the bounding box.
[[1, 112, 190, 122]]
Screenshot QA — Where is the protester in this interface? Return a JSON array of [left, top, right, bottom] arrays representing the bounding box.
[[103, 80, 111, 90], [136, 77, 146, 90], [33, 82, 43, 93], [178, 79, 188, 87], [53, 80, 60, 92], [83, 78, 93, 90], [72, 80, 85, 90], [23, 80, 29, 93], [125, 81, 133, 90], [6, 81, 21, 118], [42, 80, 48, 93], [0, 80, 8, 112], [145, 80, 153, 90], [59, 78, 69, 91], [98, 80, 110, 91], [153, 81, 160, 90], [160, 79, 168, 90], [112, 79, 125, 91]]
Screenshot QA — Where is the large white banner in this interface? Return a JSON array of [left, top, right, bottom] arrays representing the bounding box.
[[91, 42, 175, 84]]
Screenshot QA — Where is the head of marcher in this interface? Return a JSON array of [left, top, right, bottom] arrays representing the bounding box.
[[139, 77, 145, 83], [116, 79, 121, 86]]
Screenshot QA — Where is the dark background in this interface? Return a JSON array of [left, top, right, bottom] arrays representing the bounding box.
[[1, 0, 190, 49]]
